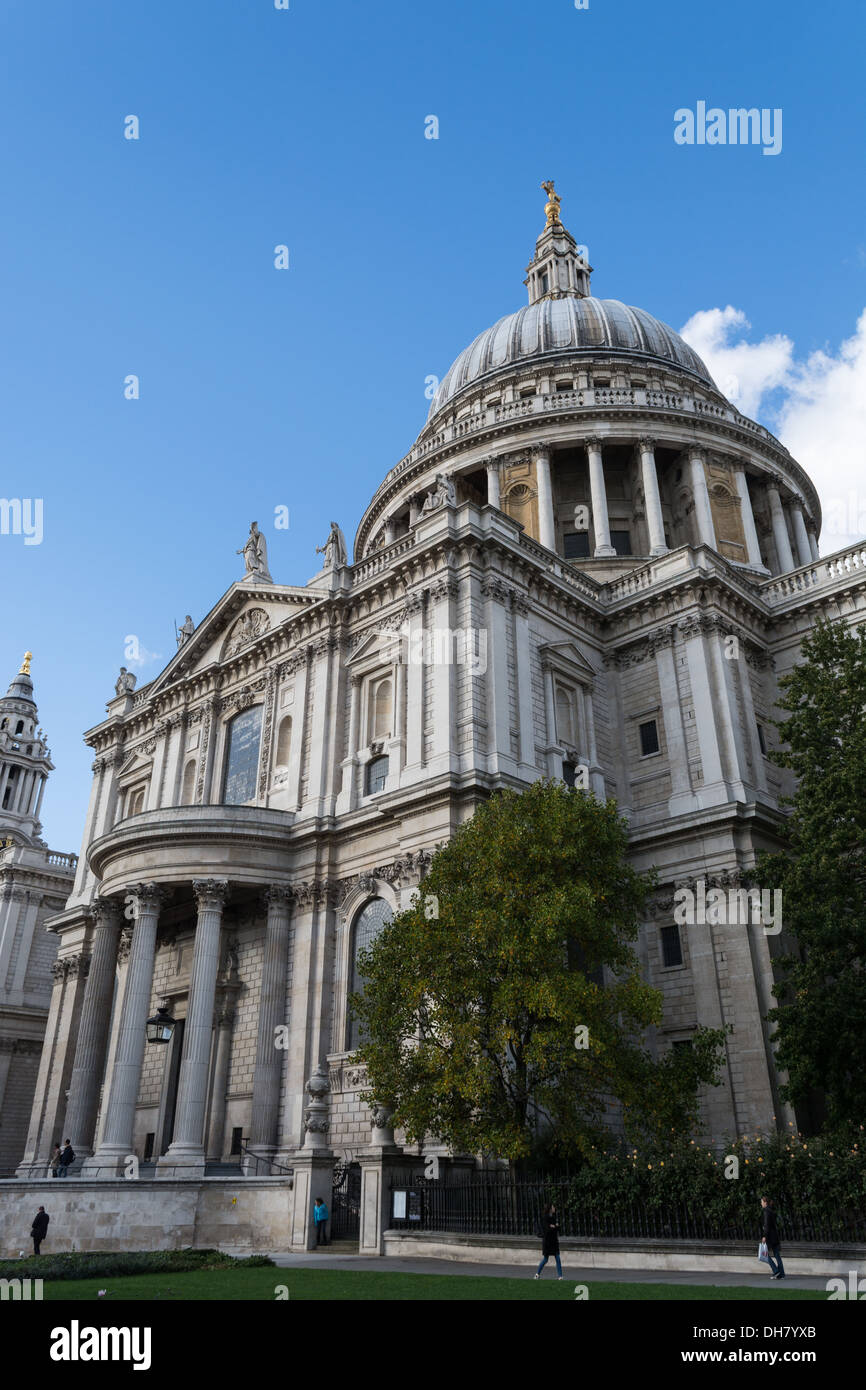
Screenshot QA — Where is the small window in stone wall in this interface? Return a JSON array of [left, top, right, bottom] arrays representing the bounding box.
[[639, 719, 660, 756], [610, 530, 632, 555], [757, 723, 767, 755], [564, 531, 591, 559], [230, 1127, 243, 1155], [660, 923, 683, 967], [366, 755, 389, 796], [276, 714, 292, 765]]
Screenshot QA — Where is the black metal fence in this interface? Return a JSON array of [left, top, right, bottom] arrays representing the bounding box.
[[388, 1172, 866, 1245]]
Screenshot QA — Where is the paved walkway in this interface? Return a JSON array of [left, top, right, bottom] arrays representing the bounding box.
[[267, 1250, 829, 1290]]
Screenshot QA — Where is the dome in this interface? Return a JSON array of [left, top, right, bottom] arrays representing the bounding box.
[[428, 296, 716, 421]]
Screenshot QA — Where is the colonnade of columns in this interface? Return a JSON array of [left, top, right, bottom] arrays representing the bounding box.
[[68, 878, 295, 1177], [480, 437, 818, 574]]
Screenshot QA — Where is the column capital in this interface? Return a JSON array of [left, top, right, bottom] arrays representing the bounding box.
[[192, 878, 230, 911], [637, 435, 657, 453], [687, 445, 706, 462], [91, 895, 124, 927], [265, 883, 294, 909], [584, 434, 603, 452], [127, 882, 169, 913]]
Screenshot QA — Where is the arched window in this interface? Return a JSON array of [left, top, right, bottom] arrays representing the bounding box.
[[371, 678, 392, 741], [555, 686, 575, 746], [128, 786, 146, 817], [276, 715, 292, 766], [347, 897, 393, 1050], [222, 705, 263, 805], [15, 720, 24, 735], [181, 759, 197, 806]]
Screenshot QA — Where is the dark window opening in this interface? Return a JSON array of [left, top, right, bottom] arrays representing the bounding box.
[[230, 1127, 243, 1156], [639, 720, 660, 756], [757, 723, 767, 755], [541, 273, 549, 294], [563, 531, 591, 559], [366, 755, 389, 795], [143, 1133, 155, 1162], [672, 1038, 693, 1052], [562, 761, 576, 787], [15, 720, 24, 735], [610, 530, 632, 555], [661, 924, 683, 967]]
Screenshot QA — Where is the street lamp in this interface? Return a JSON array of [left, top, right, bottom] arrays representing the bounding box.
[[145, 1005, 176, 1044]]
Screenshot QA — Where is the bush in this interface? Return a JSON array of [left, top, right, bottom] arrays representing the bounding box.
[[551, 1124, 866, 1240], [0, 1247, 274, 1282]]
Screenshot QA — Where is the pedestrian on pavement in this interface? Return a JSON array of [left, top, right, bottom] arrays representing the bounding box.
[[57, 1139, 75, 1178], [534, 1203, 563, 1279], [31, 1206, 49, 1256], [761, 1196, 785, 1280], [49, 1144, 61, 1178], [313, 1196, 330, 1246]]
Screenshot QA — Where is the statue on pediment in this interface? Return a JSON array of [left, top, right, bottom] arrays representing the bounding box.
[[114, 667, 136, 697], [315, 521, 348, 569], [176, 615, 195, 648], [237, 521, 273, 583]]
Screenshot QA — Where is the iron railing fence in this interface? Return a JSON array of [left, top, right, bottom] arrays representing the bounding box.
[[388, 1172, 866, 1245]]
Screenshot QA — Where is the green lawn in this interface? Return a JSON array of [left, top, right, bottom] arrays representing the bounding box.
[[41, 1268, 827, 1301]]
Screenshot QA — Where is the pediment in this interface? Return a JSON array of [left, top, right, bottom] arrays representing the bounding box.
[[147, 581, 319, 696], [117, 749, 153, 781], [345, 624, 403, 671], [540, 640, 598, 682]]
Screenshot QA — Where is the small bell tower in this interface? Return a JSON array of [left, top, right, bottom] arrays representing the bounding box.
[[0, 653, 54, 847], [524, 180, 593, 305]]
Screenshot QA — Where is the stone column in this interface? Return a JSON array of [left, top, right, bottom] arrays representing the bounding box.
[[790, 503, 813, 568], [336, 675, 361, 813], [85, 884, 164, 1176], [428, 579, 457, 778], [247, 885, 294, 1164], [534, 446, 556, 551], [541, 661, 562, 778], [652, 630, 695, 817], [485, 457, 501, 509], [689, 450, 717, 549], [160, 878, 229, 1174], [586, 437, 615, 556], [205, 994, 237, 1162], [766, 485, 795, 573], [808, 528, 820, 562], [62, 896, 123, 1157], [638, 437, 667, 555], [734, 467, 766, 570]]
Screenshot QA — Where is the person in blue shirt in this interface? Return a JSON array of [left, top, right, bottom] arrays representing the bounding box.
[[313, 1197, 330, 1246]]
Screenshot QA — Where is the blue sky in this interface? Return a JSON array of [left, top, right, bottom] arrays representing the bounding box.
[[2, 0, 864, 850]]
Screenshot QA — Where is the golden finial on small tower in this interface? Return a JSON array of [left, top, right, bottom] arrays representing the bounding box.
[[19, 652, 32, 676], [541, 179, 562, 228]]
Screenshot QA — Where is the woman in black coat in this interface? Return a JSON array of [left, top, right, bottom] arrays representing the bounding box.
[[534, 1204, 563, 1279]]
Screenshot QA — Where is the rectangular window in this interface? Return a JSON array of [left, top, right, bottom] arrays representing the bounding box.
[[757, 723, 767, 755], [661, 923, 683, 967], [143, 1133, 155, 1162], [672, 1038, 693, 1052], [610, 530, 632, 555], [562, 760, 576, 787], [639, 719, 660, 756], [563, 531, 591, 559], [222, 705, 263, 805], [366, 755, 389, 795], [541, 273, 549, 294], [230, 1127, 243, 1156]]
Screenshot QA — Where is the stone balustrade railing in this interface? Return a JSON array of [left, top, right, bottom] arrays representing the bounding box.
[[369, 382, 794, 520], [761, 543, 866, 606]]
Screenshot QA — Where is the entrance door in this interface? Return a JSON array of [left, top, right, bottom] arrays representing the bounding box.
[[330, 1161, 361, 1242]]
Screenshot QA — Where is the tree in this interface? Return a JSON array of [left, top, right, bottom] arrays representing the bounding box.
[[350, 780, 724, 1163], [757, 619, 866, 1127]]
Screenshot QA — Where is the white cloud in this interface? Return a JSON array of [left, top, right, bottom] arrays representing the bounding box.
[[680, 305, 866, 553]]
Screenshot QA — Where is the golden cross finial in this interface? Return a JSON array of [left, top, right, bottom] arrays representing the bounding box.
[[541, 180, 562, 228], [19, 651, 32, 676]]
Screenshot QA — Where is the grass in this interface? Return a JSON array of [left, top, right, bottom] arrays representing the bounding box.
[[38, 1268, 827, 1301]]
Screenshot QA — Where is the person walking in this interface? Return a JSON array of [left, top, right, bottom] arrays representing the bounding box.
[[761, 1196, 785, 1280], [57, 1138, 75, 1178], [49, 1144, 61, 1178], [534, 1203, 563, 1279], [31, 1206, 49, 1256], [313, 1196, 329, 1246]]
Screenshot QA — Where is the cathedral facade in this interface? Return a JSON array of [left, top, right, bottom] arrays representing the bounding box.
[[15, 188, 866, 1181]]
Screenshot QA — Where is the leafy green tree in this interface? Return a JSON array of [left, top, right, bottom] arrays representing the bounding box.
[[757, 619, 866, 1127], [350, 780, 724, 1163]]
